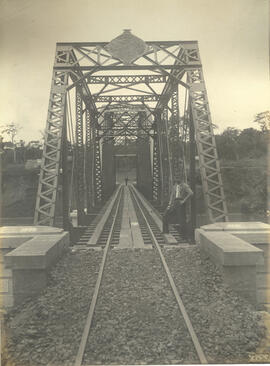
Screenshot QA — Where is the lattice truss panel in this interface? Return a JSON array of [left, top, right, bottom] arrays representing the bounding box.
[[152, 133, 161, 202], [34, 49, 70, 225], [34, 31, 228, 226], [98, 106, 154, 144], [85, 109, 94, 211], [75, 90, 85, 222], [156, 109, 171, 207], [188, 68, 228, 222], [168, 87, 183, 182]]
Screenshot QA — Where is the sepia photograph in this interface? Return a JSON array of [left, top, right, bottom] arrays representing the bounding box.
[[0, 0, 270, 365]]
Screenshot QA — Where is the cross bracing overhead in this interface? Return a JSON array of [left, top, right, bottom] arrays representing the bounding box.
[[34, 30, 228, 227]]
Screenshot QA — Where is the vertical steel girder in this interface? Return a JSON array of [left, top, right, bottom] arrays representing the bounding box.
[[34, 47, 71, 225], [61, 109, 70, 231], [156, 109, 172, 207], [189, 113, 197, 233], [136, 112, 152, 199], [85, 109, 94, 212], [169, 86, 183, 182], [152, 133, 161, 202], [187, 65, 228, 222], [103, 112, 114, 140], [75, 89, 85, 224], [94, 128, 102, 204], [102, 112, 115, 199]]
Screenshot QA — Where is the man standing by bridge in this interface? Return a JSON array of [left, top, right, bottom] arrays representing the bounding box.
[[162, 179, 193, 237]]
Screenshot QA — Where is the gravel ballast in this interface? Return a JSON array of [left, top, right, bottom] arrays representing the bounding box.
[[163, 246, 266, 363], [2, 249, 103, 366], [83, 249, 199, 365], [2, 245, 267, 365]]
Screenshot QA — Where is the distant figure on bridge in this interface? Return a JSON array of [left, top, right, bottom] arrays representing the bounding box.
[[162, 180, 193, 236], [125, 177, 129, 186]]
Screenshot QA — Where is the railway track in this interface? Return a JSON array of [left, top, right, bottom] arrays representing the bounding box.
[[73, 184, 207, 365], [74, 184, 185, 249], [74, 186, 123, 249], [146, 199, 189, 243]]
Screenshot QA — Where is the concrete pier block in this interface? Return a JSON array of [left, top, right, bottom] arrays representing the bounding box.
[[5, 233, 69, 269], [196, 226, 265, 306], [200, 222, 270, 232], [196, 229, 263, 267], [0, 226, 64, 236], [222, 265, 257, 305], [12, 270, 47, 305], [0, 226, 69, 308]]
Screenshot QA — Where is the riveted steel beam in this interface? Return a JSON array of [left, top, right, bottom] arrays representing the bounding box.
[[34, 46, 72, 226], [85, 109, 94, 212], [57, 41, 198, 47], [102, 112, 116, 199], [94, 133, 102, 204], [86, 75, 167, 84], [155, 109, 172, 207], [169, 86, 183, 182], [55, 64, 201, 71], [75, 89, 85, 224], [93, 95, 160, 103], [152, 133, 161, 203], [187, 52, 228, 222]]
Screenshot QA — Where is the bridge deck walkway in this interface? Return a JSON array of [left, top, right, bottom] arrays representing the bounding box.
[[117, 185, 149, 249]]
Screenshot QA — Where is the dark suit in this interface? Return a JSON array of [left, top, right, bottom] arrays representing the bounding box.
[[162, 183, 193, 235]]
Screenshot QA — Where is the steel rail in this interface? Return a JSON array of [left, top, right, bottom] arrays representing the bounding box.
[[74, 186, 124, 366], [129, 185, 208, 364]]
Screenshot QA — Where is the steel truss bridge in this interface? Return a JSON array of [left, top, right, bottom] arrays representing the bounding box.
[[34, 30, 228, 230]]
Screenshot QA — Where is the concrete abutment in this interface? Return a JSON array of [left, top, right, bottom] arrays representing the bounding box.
[[0, 226, 69, 308], [196, 222, 270, 308]]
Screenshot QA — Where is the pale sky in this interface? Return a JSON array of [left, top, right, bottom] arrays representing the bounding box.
[[0, 0, 269, 142]]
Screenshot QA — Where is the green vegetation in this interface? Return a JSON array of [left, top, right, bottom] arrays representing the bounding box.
[[215, 126, 268, 216], [1, 112, 268, 219]]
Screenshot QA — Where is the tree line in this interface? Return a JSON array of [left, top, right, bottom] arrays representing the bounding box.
[[1, 112, 269, 217], [214, 111, 269, 217], [0, 123, 43, 164]]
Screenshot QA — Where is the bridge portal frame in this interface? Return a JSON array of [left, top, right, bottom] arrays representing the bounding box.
[[34, 31, 228, 227]]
